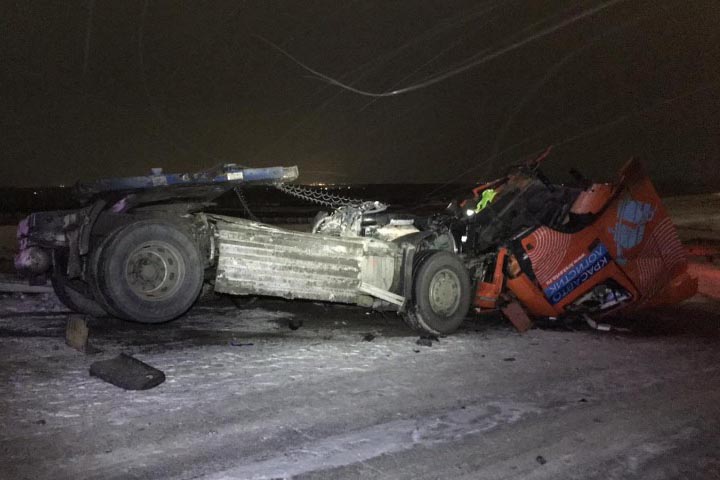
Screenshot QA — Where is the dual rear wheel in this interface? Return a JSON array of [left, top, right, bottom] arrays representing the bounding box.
[[52, 221, 205, 323], [89, 221, 204, 323]]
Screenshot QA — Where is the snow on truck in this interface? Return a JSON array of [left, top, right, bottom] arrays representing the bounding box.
[[15, 156, 697, 335]]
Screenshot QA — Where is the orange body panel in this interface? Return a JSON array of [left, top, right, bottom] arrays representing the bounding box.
[[510, 158, 695, 316], [474, 249, 507, 309], [570, 183, 614, 215], [505, 273, 557, 317]]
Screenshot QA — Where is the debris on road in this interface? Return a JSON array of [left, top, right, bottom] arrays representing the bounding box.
[[229, 340, 254, 347], [536, 455, 547, 465], [416, 334, 440, 347], [362, 333, 376, 342], [288, 318, 303, 330], [416, 335, 438, 347], [65, 315, 100, 354], [501, 302, 532, 333], [89, 353, 166, 390]]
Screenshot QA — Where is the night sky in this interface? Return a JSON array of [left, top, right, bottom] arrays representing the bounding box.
[[3, 1, 719, 191]]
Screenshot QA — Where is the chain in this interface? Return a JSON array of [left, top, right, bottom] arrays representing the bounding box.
[[275, 183, 367, 208], [233, 187, 260, 221]]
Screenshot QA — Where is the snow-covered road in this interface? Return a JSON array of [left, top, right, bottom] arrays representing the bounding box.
[[1, 293, 719, 479]]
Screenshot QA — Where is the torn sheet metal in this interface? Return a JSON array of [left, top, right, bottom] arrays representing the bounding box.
[[212, 216, 403, 305]]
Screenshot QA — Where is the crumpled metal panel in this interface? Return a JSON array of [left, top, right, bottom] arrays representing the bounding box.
[[212, 216, 401, 304]]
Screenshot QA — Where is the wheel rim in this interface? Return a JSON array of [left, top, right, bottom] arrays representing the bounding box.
[[125, 241, 186, 301], [428, 268, 461, 316]]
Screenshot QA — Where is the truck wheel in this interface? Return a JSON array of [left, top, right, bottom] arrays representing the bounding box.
[[51, 274, 107, 317], [93, 221, 204, 323], [405, 251, 471, 335], [88, 227, 131, 319]]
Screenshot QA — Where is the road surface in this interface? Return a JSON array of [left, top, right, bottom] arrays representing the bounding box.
[[1, 292, 719, 479]]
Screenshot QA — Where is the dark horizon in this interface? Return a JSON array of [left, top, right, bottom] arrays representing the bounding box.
[[3, 1, 719, 191]]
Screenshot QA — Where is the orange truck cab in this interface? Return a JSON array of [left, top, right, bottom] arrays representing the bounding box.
[[463, 157, 696, 326]]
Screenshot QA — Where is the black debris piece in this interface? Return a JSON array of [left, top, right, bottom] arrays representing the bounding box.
[[288, 318, 303, 330], [230, 340, 254, 347], [579, 398, 588, 403], [362, 333, 376, 342], [413, 349, 421, 353], [89, 353, 166, 390], [416, 334, 440, 347], [536, 455, 547, 465], [416, 337, 433, 347], [503, 357, 516, 362], [34, 419, 46, 425]]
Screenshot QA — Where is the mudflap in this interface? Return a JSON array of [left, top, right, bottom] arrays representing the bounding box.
[[501, 301, 533, 333]]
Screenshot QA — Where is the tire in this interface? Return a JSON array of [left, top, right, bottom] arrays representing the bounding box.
[[93, 220, 204, 323], [404, 251, 471, 335], [51, 274, 107, 317], [88, 226, 130, 319], [400, 249, 435, 330]]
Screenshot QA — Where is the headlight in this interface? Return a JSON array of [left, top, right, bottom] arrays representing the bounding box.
[[465, 209, 475, 217]]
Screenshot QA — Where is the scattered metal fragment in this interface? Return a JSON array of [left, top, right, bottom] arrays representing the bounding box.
[[89, 353, 165, 390], [362, 333, 376, 342], [503, 357, 516, 362], [583, 314, 630, 332], [584, 314, 612, 331]]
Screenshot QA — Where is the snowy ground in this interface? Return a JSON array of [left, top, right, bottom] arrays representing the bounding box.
[[1, 292, 720, 479]]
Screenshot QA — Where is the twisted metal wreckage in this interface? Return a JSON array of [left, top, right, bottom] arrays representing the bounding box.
[[15, 155, 696, 335]]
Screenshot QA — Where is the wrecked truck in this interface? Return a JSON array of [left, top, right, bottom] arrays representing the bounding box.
[[15, 156, 696, 335]]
